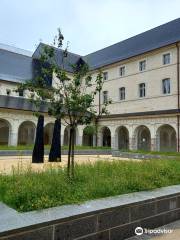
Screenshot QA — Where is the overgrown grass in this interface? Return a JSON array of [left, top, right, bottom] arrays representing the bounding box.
[[0, 159, 180, 212], [0, 145, 111, 150]]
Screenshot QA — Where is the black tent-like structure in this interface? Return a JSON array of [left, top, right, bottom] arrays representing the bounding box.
[[49, 118, 61, 162], [32, 115, 44, 163]]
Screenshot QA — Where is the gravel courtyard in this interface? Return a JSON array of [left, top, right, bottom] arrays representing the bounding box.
[[0, 155, 133, 174]]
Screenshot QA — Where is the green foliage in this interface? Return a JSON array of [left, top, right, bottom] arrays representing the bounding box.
[[83, 125, 96, 135], [0, 159, 180, 212], [16, 29, 112, 177]]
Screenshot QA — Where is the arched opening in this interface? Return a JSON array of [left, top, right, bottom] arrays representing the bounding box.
[[0, 119, 10, 145], [82, 126, 94, 146], [157, 125, 176, 152], [102, 127, 111, 147], [44, 123, 54, 145], [63, 126, 77, 146], [136, 125, 151, 151], [18, 121, 35, 145], [117, 126, 129, 150]]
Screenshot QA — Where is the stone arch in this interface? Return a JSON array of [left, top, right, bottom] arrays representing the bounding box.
[[115, 126, 129, 150], [44, 123, 54, 145], [157, 124, 177, 152], [63, 126, 78, 146], [101, 126, 111, 147], [0, 119, 11, 145], [18, 121, 36, 145], [82, 126, 94, 146], [135, 125, 151, 151]]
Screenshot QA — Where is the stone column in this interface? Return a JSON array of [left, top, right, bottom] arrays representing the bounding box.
[[9, 120, 19, 146], [61, 125, 65, 146], [149, 125, 157, 151], [151, 138, 157, 151], [97, 129, 102, 147], [110, 127, 116, 150], [93, 135, 96, 147], [76, 126, 84, 146], [128, 125, 136, 150]]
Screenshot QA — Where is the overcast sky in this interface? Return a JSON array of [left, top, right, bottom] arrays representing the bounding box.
[[0, 0, 180, 55]]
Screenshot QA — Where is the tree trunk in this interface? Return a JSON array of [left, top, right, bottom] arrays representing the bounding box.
[[67, 127, 72, 177], [32, 115, 44, 163], [71, 127, 75, 178], [49, 118, 61, 162]]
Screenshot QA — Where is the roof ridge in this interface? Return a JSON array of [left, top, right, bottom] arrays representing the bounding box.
[[37, 42, 81, 57], [0, 43, 33, 57]]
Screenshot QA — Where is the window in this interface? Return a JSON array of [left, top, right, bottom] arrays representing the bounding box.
[[103, 72, 108, 81], [18, 89, 24, 97], [119, 87, 125, 100], [139, 83, 146, 98], [139, 60, 146, 71], [103, 91, 108, 103], [163, 53, 170, 65], [162, 78, 170, 94], [6, 89, 11, 95], [119, 66, 125, 77]]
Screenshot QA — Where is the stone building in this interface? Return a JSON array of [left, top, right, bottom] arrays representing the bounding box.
[[0, 18, 180, 152]]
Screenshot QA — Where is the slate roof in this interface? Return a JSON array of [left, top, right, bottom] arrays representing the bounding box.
[[1, 18, 180, 84], [83, 18, 180, 69], [33, 43, 81, 73], [0, 46, 33, 83], [33, 18, 180, 71]]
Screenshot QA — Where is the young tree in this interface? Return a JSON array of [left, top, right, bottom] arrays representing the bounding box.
[[19, 29, 111, 178]]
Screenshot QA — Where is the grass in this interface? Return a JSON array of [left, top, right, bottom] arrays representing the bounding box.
[[0, 145, 111, 150], [127, 149, 180, 157], [0, 159, 180, 212]]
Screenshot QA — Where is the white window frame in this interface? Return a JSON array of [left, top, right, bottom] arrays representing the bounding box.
[[162, 78, 171, 94], [119, 87, 125, 100], [163, 53, 171, 65], [139, 83, 146, 98], [139, 60, 146, 72], [119, 66, 125, 77], [103, 72, 108, 81], [103, 91, 108, 103]]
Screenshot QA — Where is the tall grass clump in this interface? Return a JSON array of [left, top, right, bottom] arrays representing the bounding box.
[[0, 159, 180, 212]]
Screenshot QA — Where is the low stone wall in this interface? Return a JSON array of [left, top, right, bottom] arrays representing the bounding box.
[[112, 150, 176, 160], [0, 149, 112, 157], [0, 185, 180, 240]]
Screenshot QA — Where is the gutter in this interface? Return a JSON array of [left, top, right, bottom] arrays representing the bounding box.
[[176, 42, 180, 152]]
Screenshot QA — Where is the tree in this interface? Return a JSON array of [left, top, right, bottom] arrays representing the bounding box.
[[19, 29, 111, 178]]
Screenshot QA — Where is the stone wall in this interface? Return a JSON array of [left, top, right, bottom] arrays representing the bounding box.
[[0, 185, 180, 240]]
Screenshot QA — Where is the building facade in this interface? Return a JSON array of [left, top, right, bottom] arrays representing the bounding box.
[[0, 18, 180, 152]]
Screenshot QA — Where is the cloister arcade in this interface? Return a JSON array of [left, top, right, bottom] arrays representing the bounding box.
[[0, 114, 178, 152]]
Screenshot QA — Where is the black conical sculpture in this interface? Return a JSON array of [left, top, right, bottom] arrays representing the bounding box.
[[49, 118, 61, 162], [32, 115, 44, 163]]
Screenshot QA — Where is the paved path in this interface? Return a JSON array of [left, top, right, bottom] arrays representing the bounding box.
[[127, 220, 180, 240]]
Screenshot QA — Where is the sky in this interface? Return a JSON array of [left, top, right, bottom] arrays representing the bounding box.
[[0, 0, 180, 55]]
